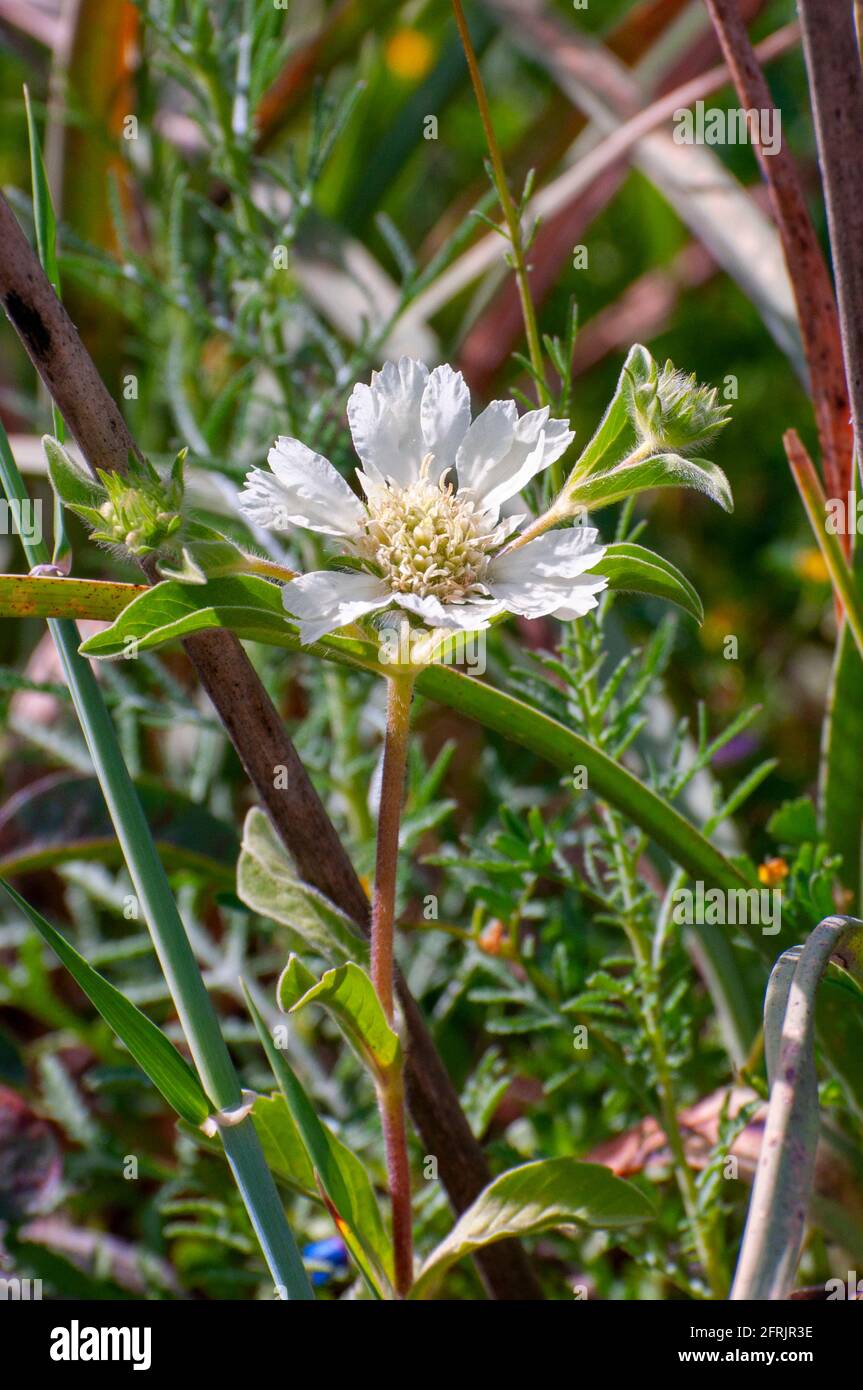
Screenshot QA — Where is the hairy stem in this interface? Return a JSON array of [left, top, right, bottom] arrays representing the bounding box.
[[451, 0, 548, 405], [371, 673, 415, 1295]]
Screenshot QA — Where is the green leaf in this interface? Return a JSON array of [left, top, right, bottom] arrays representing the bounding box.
[[157, 539, 252, 585], [411, 1157, 653, 1298], [0, 574, 145, 623], [43, 436, 105, 513], [767, 796, 818, 848], [24, 89, 59, 295], [237, 809, 368, 965], [277, 954, 318, 1008], [569, 451, 733, 515], [250, 1092, 316, 1195], [0, 879, 210, 1126], [418, 664, 751, 894], [278, 960, 400, 1080], [79, 577, 751, 895], [566, 344, 652, 481], [244, 986, 391, 1297], [601, 541, 703, 623], [78, 574, 290, 658]]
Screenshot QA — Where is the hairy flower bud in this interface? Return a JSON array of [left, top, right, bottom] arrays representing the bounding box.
[[626, 359, 730, 455]]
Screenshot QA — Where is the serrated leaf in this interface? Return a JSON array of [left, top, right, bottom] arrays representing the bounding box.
[[278, 960, 400, 1080], [601, 541, 703, 623], [0, 880, 210, 1126], [238, 808, 367, 966], [411, 1157, 653, 1298]]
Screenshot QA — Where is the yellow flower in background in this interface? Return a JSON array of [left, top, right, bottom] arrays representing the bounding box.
[[385, 29, 436, 82], [795, 547, 829, 584]]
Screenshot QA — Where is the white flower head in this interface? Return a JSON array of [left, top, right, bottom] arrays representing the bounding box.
[[239, 358, 607, 645]]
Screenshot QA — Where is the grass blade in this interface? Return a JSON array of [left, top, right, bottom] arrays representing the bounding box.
[[0, 879, 210, 1126]]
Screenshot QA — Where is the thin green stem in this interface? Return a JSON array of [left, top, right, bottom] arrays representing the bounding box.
[[501, 498, 570, 553], [603, 804, 725, 1299], [573, 618, 725, 1297], [371, 672, 415, 1296], [451, 0, 548, 405], [0, 425, 312, 1300]]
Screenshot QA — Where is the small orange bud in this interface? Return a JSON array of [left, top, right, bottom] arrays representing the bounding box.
[[758, 857, 789, 888], [478, 920, 506, 956]]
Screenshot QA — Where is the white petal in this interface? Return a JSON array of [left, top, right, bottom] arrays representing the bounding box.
[[420, 365, 471, 481], [471, 406, 575, 512], [239, 438, 366, 538], [282, 570, 392, 644], [550, 587, 605, 620], [347, 357, 429, 486], [238, 468, 295, 529], [454, 400, 518, 501], [487, 527, 606, 618], [394, 592, 505, 630]]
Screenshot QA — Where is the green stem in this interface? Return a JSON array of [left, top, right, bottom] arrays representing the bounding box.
[[0, 425, 312, 1300], [573, 618, 725, 1297], [604, 804, 725, 1299], [451, 0, 548, 405], [501, 498, 569, 553], [371, 672, 415, 1297]]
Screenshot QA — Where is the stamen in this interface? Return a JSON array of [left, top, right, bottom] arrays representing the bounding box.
[[355, 467, 493, 602]]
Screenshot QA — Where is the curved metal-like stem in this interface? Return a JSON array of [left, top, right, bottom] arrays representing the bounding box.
[[731, 915, 863, 1300]]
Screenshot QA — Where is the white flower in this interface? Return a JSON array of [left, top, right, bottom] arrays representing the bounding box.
[[239, 358, 607, 645]]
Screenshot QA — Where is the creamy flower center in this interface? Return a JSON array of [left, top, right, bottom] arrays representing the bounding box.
[[357, 455, 493, 600]]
